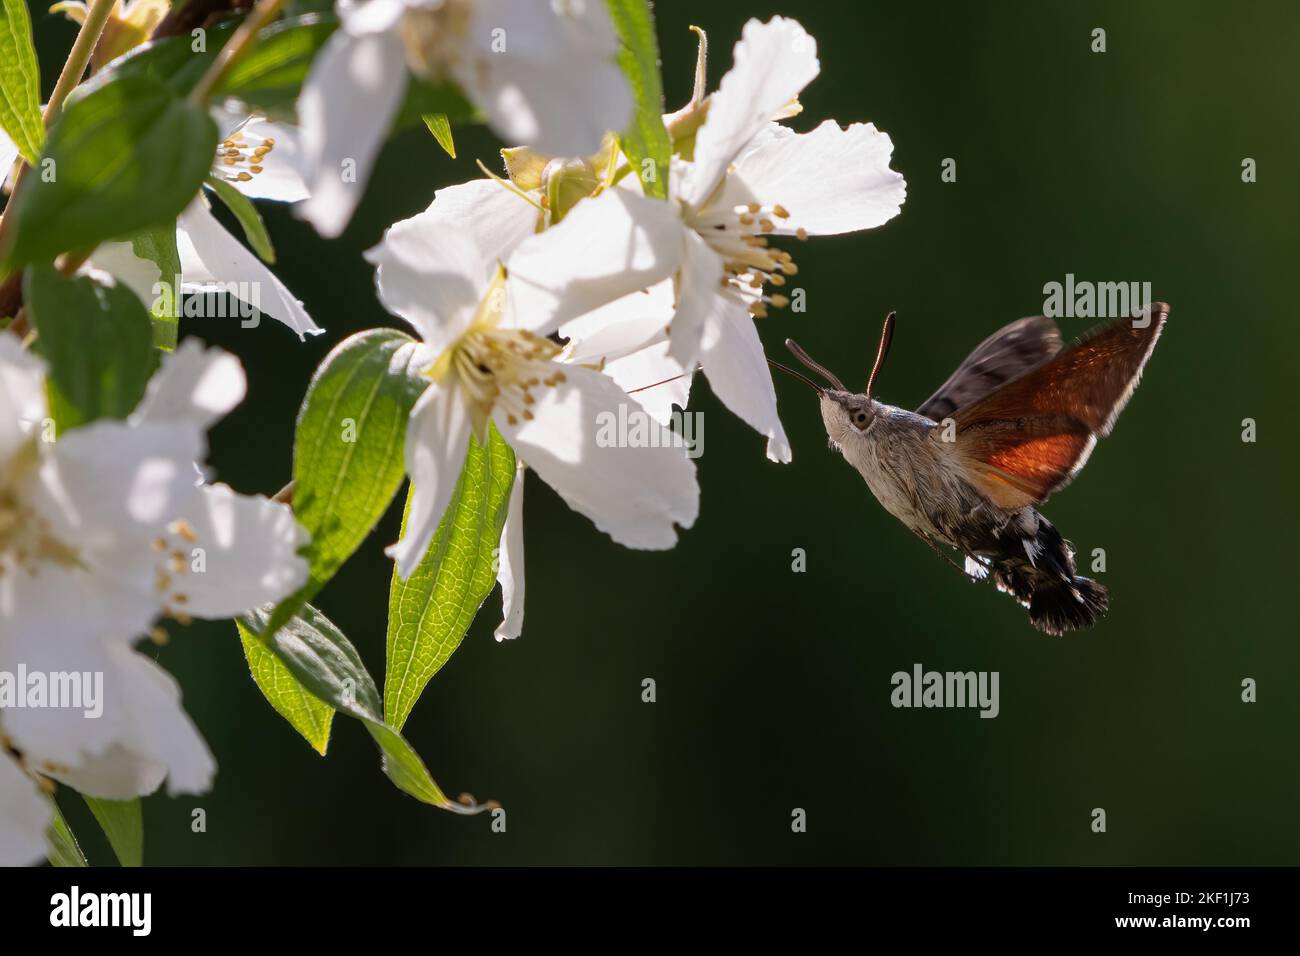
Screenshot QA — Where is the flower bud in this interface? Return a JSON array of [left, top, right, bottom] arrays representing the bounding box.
[[543, 158, 600, 224]]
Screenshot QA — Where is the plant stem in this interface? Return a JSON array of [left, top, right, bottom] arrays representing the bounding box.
[[188, 0, 288, 105], [45, 0, 118, 123]]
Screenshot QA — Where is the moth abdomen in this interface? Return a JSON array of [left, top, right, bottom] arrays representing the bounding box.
[[1028, 575, 1109, 636], [976, 512, 1109, 635]]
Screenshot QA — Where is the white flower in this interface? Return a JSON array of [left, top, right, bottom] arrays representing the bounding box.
[[0, 334, 310, 863], [383, 125, 695, 425], [507, 16, 907, 462], [83, 108, 322, 339], [297, 0, 633, 237], [366, 184, 699, 638]]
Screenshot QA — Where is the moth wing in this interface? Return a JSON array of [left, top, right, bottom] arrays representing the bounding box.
[[915, 315, 1063, 422], [952, 304, 1168, 509]]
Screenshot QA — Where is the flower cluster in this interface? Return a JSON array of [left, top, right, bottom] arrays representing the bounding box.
[[1, 339, 307, 863], [0, 0, 904, 864], [366, 12, 905, 637]]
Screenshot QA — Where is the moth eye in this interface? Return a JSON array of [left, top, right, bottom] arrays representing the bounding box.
[[852, 410, 870, 428]]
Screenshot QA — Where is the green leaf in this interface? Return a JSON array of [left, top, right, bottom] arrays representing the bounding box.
[[260, 329, 428, 640], [45, 800, 88, 868], [239, 605, 493, 813], [364, 721, 461, 807], [206, 176, 275, 263], [239, 623, 334, 754], [129, 224, 182, 350], [2, 73, 218, 267], [24, 265, 154, 431], [82, 796, 143, 867], [217, 14, 339, 121], [242, 604, 384, 718], [76, 21, 236, 99], [386, 427, 515, 730], [605, 0, 671, 200], [0, 0, 44, 164], [81, 14, 331, 111], [421, 113, 456, 158]]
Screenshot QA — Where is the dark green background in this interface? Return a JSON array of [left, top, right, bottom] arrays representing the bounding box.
[[34, 0, 1300, 864]]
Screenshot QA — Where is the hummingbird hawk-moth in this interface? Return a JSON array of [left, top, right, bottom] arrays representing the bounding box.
[[773, 304, 1168, 635]]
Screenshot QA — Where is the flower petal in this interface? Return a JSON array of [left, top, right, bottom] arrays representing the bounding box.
[[387, 384, 471, 578], [0, 752, 48, 867], [161, 484, 309, 619], [493, 461, 526, 641], [39, 420, 203, 534], [366, 179, 534, 352], [0, 334, 48, 465], [734, 120, 906, 235], [296, 27, 408, 238], [0, 551, 158, 659], [49, 745, 166, 802], [210, 101, 253, 141], [699, 303, 792, 463], [116, 646, 217, 797], [508, 189, 686, 333], [680, 16, 819, 208], [459, 0, 631, 157], [83, 239, 167, 306], [0, 592, 119, 781], [338, 0, 408, 34], [493, 363, 698, 549], [131, 339, 246, 429], [667, 228, 724, 367], [561, 279, 674, 365], [179, 199, 322, 339]]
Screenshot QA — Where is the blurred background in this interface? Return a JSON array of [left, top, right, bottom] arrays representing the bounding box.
[[33, 0, 1300, 864]]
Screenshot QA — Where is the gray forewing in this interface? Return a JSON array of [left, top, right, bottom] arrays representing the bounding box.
[[915, 315, 1064, 422]]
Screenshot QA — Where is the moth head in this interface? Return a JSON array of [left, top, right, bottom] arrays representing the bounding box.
[[819, 389, 877, 444], [778, 312, 897, 439]]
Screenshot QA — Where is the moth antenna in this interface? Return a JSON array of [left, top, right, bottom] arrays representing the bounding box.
[[866, 311, 896, 399], [785, 339, 846, 391], [766, 358, 824, 393]]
